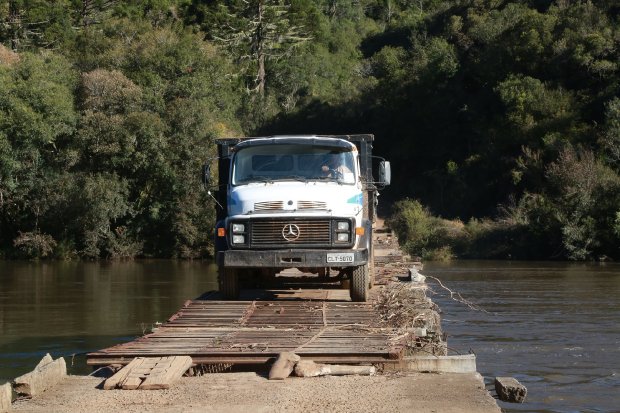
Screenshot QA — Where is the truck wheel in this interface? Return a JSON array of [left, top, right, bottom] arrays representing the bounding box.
[[350, 264, 369, 302], [219, 267, 239, 300]]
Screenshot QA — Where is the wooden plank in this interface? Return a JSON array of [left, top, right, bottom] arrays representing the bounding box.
[[104, 357, 192, 390], [140, 356, 192, 390], [103, 357, 143, 390], [121, 376, 142, 390], [120, 358, 153, 390]]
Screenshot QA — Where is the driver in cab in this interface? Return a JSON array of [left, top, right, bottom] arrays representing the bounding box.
[[321, 153, 352, 179]]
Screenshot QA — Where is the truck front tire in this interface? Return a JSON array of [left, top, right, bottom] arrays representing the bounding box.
[[350, 264, 369, 302], [219, 267, 239, 300]]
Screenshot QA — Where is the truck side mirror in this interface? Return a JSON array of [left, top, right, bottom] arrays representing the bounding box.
[[202, 163, 212, 189], [379, 161, 391, 186]]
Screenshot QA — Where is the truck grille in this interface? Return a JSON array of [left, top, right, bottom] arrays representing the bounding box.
[[251, 219, 331, 246], [254, 201, 283, 211], [298, 201, 327, 210], [254, 200, 327, 212]]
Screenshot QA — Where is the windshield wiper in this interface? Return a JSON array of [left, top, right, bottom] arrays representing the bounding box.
[[279, 175, 308, 183], [314, 175, 341, 183], [237, 175, 274, 184]]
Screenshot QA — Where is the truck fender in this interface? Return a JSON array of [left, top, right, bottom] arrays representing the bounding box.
[[357, 219, 372, 252]]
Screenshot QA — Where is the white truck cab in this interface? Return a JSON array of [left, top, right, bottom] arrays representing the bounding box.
[[205, 135, 390, 301]]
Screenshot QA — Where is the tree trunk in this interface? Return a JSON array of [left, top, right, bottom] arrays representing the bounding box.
[[8, 1, 22, 51], [81, 0, 91, 28], [257, 52, 265, 96], [256, 0, 266, 96]]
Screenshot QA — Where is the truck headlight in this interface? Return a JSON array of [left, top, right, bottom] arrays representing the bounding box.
[[232, 234, 245, 244], [336, 221, 349, 231], [337, 233, 349, 242], [232, 223, 245, 233]]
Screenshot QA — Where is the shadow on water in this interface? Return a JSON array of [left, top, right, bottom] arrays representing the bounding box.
[[425, 261, 620, 413], [0, 260, 218, 382]]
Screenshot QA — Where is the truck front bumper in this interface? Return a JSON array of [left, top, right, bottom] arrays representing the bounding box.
[[217, 249, 368, 268]]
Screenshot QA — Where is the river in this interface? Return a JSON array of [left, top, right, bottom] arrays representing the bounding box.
[[0, 260, 618, 412], [0, 260, 218, 382], [425, 261, 620, 413]]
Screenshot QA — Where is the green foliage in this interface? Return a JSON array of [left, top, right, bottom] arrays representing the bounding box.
[[387, 199, 460, 261], [0, 50, 78, 255], [196, 0, 313, 96], [614, 211, 620, 238], [387, 198, 434, 252], [13, 230, 56, 258], [602, 98, 620, 167], [545, 147, 620, 260], [1, 0, 620, 260], [496, 75, 575, 135], [0, 0, 75, 51], [0, 8, 239, 259]]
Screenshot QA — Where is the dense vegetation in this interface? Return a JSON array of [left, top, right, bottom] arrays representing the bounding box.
[[0, 1, 618, 260]]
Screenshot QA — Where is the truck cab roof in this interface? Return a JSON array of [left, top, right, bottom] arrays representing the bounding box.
[[231, 135, 357, 151], [216, 135, 373, 153]]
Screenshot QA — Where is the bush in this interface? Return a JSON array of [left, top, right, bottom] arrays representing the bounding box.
[[423, 245, 454, 262], [53, 239, 78, 261], [105, 226, 143, 260], [461, 218, 518, 259], [13, 231, 57, 259], [387, 198, 462, 261], [387, 198, 549, 260]]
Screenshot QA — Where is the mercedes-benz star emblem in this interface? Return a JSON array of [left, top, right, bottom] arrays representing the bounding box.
[[282, 224, 300, 241]]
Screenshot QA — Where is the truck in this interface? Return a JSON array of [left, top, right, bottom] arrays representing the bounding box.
[[203, 134, 390, 302]]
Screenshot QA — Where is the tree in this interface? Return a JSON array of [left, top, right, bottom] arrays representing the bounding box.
[[601, 98, 620, 168], [205, 0, 311, 96], [71, 0, 117, 29], [546, 147, 620, 260], [0, 0, 75, 51]]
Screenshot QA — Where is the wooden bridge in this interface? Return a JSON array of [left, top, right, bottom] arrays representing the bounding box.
[[87, 228, 421, 368], [87, 297, 405, 367]]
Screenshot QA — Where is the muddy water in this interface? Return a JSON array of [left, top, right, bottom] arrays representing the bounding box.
[[0, 260, 218, 382], [425, 261, 620, 413]]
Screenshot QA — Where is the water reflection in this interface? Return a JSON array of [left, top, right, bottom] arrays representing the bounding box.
[[425, 261, 620, 413], [0, 260, 218, 381]]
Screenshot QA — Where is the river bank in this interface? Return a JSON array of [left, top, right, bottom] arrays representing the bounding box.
[[10, 371, 498, 413]]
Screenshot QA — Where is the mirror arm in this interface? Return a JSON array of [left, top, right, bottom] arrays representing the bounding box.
[[207, 190, 223, 209]]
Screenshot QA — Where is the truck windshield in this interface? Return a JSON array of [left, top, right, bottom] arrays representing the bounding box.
[[232, 144, 356, 185]]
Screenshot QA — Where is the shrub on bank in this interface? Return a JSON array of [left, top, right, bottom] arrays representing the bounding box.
[[13, 231, 57, 259], [387, 198, 556, 261], [386, 199, 462, 261]]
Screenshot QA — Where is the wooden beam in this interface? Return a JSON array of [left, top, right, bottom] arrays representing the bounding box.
[[103, 357, 143, 390]]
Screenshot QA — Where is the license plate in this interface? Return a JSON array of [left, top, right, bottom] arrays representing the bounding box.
[[327, 253, 354, 263]]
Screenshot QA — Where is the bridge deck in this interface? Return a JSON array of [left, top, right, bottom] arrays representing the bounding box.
[[87, 297, 406, 366], [88, 228, 419, 367]]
